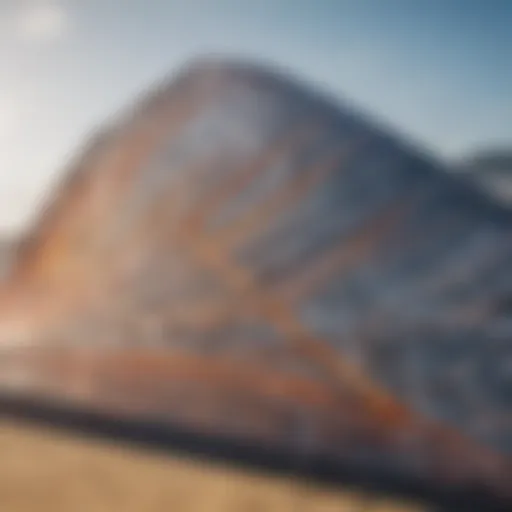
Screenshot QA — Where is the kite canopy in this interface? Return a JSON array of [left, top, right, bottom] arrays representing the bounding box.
[[0, 57, 510, 510]]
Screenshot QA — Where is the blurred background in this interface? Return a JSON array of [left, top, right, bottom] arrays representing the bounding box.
[[0, 0, 511, 237], [0, 1, 510, 511]]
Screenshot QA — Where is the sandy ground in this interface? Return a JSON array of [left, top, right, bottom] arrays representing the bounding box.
[[0, 419, 425, 512]]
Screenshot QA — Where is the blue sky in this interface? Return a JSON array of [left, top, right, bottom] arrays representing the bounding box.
[[0, 0, 510, 232]]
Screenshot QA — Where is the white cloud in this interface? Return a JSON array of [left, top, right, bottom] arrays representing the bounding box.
[[16, 1, 69, 43]]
